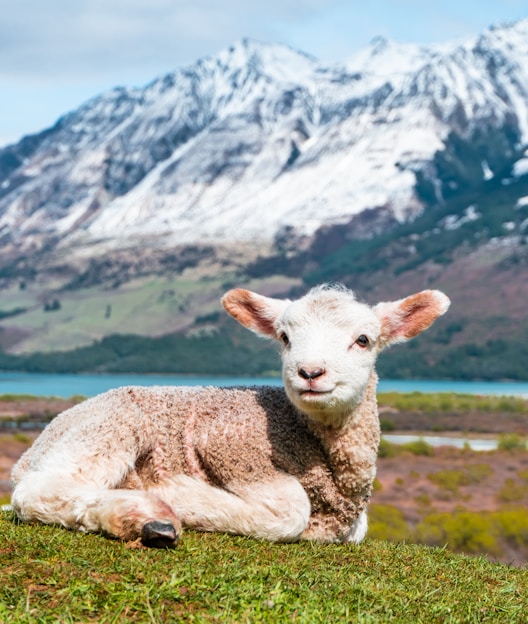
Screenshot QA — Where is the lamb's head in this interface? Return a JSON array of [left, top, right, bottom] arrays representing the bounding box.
[[222, 284, 450, 424]]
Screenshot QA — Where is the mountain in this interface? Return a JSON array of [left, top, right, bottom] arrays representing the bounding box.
[[2, 21, 528, 255], [0, 20, 527, 379]]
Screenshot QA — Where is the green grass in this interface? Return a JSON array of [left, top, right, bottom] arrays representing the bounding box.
[[0, 394, 49, 402], [1, 512, 527, 622], [1, 274, 232, 354], [377, 392, 528, 414]]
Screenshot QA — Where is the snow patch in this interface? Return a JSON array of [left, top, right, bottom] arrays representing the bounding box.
[[513, 158, 528, 178], [481, 160, 494, 180], [442, 205, 480, 231]]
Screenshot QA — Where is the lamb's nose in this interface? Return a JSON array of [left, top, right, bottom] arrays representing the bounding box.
[[298, 367, 325, 380]]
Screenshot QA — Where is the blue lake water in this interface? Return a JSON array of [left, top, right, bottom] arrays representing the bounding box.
[[384, 434, 498, 452], [0, 372, 528, 398]]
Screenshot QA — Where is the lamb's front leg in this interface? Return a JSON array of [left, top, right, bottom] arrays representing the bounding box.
[[299, 509, 368, 543], [11, 473, 182, 547], [152, 473, 311, 542]]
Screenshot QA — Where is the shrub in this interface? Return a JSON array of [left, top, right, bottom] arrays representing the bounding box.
[[493, 508, 528, 549], [415, 511, 500, 556], [379, 437, 434, 458], [378, 438, 400, 458], [496, 478, 527, 503], [380, 418, 396, 432], [368, 504, 410, 542], [400, 438, 434, 456], [497, 433, 527, 452], [414, 493, 432, 508], [12, 432, 31, 444], [517, 468, 528, 482], [464, 463, 494, 483], [428, 464, 493, 497], [428, 470, 469, 495]]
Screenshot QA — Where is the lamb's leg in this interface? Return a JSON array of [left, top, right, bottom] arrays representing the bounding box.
[[298, 508, 368, 543], [343, 509, 368, 543], [152, 473, 311, 542], [11, 472, 182, 547]]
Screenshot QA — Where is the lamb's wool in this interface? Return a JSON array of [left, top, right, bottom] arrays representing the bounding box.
[[10, 284, 449, 545], [12, 378, 379, 541]]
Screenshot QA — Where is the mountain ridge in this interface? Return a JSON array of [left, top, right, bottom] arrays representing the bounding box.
[[2, 19, 528, 257], [0, 21, 528, 378]]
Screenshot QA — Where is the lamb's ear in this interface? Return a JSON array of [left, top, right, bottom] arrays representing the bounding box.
[[222, 289, 289, 338], [373, 290, 450, 349]]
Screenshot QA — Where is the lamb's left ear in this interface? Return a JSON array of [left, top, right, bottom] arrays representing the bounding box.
[[373, 290, 450, 349], [222, 289, 289, 338]]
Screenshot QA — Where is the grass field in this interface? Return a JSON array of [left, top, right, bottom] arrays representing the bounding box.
[[1, 510, 528, 623], [1, 275, 224, 354]]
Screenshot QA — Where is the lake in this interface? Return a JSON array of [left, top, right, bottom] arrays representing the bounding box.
[[1, 372, 528, 398], [384, 434, 498, 452]]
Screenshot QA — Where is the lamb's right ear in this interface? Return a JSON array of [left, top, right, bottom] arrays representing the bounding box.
[[222, 289, 289, 338], [373, 290, 451, 349]]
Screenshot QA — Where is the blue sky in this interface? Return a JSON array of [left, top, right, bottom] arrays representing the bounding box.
[[1, 0, 527, 146]]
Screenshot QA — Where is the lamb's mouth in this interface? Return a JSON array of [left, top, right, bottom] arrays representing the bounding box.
[[299, 388, 334, 398]]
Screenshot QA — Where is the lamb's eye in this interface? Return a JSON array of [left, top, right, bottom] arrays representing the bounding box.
[[279, 332, 290, 346], [355, 334, 369, 348]]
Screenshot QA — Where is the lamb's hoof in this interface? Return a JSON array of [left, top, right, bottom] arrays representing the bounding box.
[[141, 521, 179, 548]]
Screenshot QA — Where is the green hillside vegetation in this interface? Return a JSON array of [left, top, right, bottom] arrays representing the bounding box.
[[369, 503, 528, 562], [1, 511, 527, 623], [0, 132, 527, 378], [377, 391, 528, 414], [0, 313, 527, 379], [0, 310, 527, 379], [0, 325, 281, 376]]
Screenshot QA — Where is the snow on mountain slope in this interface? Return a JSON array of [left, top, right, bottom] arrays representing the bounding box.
[[1, 21, 528, 257]]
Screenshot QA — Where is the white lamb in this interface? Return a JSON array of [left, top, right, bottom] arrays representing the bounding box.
[[10, 284, 449, 547]]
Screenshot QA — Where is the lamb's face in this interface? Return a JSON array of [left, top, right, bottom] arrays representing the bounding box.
[[276, 291, 381, 421], [222, 284, 450, 426]]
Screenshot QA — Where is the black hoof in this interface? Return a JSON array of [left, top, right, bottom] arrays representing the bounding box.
[[141, 521, 179, 548]]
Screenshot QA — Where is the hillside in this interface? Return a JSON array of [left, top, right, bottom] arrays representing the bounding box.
[[0, 159, 526, 379], [2, 516, 527, 622]]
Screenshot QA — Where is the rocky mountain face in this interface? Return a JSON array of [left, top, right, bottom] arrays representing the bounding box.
[[1, 20, 528, 259], [0, 20, 527, 378]]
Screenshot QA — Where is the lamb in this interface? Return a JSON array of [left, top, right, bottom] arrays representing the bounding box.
[[10, 284, 449, 547]]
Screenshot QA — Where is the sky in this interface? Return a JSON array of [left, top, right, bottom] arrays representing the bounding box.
[[1, 0, 527, 147]]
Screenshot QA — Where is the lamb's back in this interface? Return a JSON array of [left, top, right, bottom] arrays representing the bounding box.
[[125, 385, 328, 487], [13, 385, 326, 488]]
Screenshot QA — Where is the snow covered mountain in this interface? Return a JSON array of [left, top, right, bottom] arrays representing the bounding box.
[[1, 19, 528, 260]]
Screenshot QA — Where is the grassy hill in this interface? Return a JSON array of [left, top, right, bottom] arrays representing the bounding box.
[[1, 511, 527, 623]]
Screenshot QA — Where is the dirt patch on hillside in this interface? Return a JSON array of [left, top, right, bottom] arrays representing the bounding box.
[[379, 406, 528, 435], [0, 397, 78, 499], [0, 397, 78, 425], [375, 446, 528, 518]]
